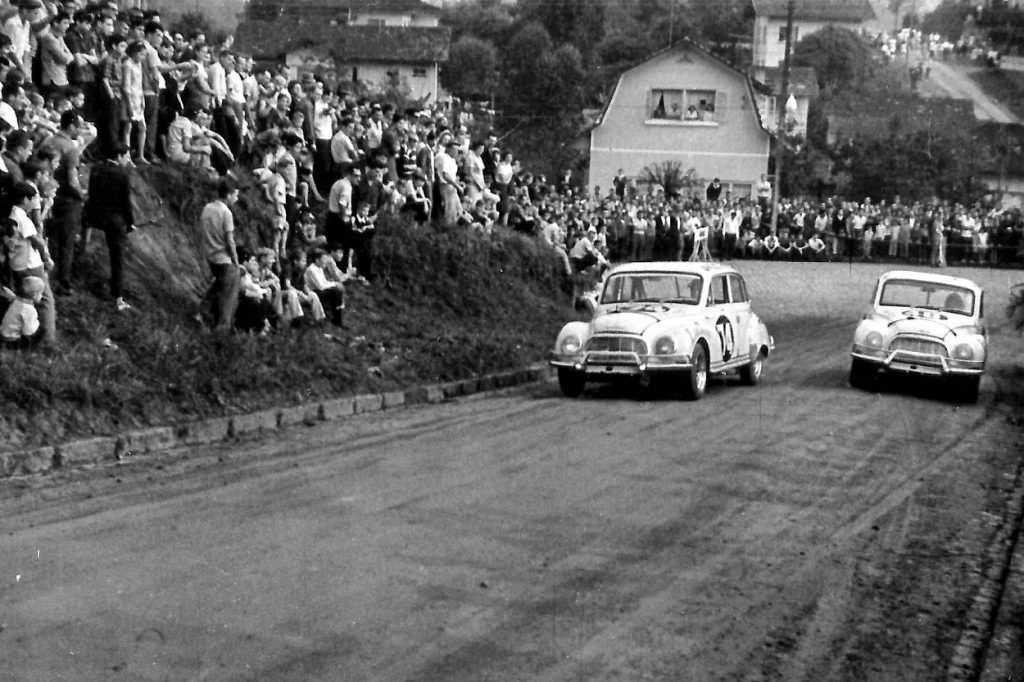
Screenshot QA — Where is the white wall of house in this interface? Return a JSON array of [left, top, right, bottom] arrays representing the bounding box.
[[589, 47, 770, 200], [350, 12, 440, 28], [753, 17, 864, 67], [286, 48, 439, 101], [980, 174, 1024, 209]]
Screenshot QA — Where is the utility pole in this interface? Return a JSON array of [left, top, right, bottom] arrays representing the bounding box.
[[769, 0, 795, 236]]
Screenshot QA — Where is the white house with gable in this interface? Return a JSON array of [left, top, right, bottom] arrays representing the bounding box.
[[588, 41, 770, 200], [752, 0, 876, 67]]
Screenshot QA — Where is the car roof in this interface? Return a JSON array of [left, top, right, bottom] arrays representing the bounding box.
[[606, 261, 736, 277], [879, 269, 983, 293]]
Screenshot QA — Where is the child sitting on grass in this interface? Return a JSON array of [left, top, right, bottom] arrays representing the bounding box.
[[0, 276, 45, 348]]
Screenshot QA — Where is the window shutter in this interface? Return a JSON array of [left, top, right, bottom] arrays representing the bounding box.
[[646, 90, 653, 120], [714, 91, 728, 120]]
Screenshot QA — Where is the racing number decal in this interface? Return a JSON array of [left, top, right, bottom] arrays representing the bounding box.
[[715, 315, 735, 362]]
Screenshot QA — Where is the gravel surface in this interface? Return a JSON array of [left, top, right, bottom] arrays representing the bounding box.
[[1, 261, 1022, 681]]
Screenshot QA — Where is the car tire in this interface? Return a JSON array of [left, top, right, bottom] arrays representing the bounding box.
[[740, 350, 766, 386], [849, 358, 875, 390], [951, 375, 980, 404], [557, 368, 586, 398], [681, 343, 708, 400]]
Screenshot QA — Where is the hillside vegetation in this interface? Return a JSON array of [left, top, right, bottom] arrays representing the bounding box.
[[0, 168, 573, 452]]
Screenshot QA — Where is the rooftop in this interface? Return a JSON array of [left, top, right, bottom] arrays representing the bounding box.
[[234, 21, 450, 63], [751, 0, 875, 23], [751, 66, 821, 98]]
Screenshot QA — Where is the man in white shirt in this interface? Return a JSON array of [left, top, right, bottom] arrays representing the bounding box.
[[2, 0, 43, 79], [7, 181, 56, 344], [434, 140, 462, 226], [330, 117, 358, 168]]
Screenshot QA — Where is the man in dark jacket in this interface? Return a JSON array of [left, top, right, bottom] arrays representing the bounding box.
[[84, 141, 135, 311]]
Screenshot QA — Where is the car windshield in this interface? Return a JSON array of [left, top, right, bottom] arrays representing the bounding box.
[[601, 273, 703, 305], [878, 279, 976, 316]]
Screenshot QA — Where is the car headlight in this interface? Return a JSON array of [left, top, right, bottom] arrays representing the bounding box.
[[865, 331, 883, 348], [559, 335, 582, 354], [953, 343, 974, 361], [653, 336, 675, 355]]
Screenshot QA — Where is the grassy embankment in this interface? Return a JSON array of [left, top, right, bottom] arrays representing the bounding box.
[[0, 166, 573, 452]]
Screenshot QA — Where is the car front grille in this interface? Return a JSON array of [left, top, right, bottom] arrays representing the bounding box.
[[586, 335, 648, 356], [889, 337, 947, 357]]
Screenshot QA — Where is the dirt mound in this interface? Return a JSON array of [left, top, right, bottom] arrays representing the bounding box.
[[0, 167, 573, 452]]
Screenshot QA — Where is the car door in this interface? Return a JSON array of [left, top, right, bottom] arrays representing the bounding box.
[[706, 274, 737, 367], [727, 273, 752, 361]]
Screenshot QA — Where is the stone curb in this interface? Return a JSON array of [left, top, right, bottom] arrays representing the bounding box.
[[0, 363, 551, 479], [947, 445, 1024, 680]]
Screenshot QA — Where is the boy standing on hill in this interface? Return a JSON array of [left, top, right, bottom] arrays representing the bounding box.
[[85, 142, 134, 312], [200, 177, 240, 332]]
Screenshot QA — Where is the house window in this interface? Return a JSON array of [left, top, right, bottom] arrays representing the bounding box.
[[366, 18, 386, 26], [778, 25, 799, 42], [649, 89, 720, 122], [685, 90, 716, 121], [412, 67, 428, 78], [651, 89, 684, 120]]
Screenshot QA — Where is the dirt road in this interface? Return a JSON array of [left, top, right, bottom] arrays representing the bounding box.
[[2, 262, 1023, 681]]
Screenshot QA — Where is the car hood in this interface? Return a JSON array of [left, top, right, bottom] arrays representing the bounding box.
[[875, 308, 969, 339], [592, 309, 672, 335]]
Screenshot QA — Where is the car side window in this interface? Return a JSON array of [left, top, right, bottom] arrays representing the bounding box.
[[728, 274, 748, 303], [709, 276, 728, 306]]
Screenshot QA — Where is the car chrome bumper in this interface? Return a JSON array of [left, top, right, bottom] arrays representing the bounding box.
[[549, 352, 693, 377], [851, 347, 984, 377]]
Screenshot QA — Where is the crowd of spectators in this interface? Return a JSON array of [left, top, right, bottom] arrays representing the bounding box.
[[2, 0, 1024, 349]]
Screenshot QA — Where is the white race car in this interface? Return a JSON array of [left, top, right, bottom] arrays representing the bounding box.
[[550, 262, 774, 399], [850, 270, 986, 402]]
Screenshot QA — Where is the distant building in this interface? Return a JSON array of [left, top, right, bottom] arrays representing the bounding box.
[[235, 0, 449, 101], [752, 0, 876, 67], [588, 41, 770, 199]]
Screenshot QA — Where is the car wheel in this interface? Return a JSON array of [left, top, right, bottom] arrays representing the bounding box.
[[681, 343, 708, 400], [557, 368, 586, 398], [849, 358, 875, 390], [951, 375, 980, 404], [740, 350, 766, 386]]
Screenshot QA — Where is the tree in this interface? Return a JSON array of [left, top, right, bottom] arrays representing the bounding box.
[[169, 11, 226, 46], [440, 0, 514, 45], [515, 0, 605, 67], [919, 0, 975, 39], [791, 26, 881, 93], [442, 36, 500, 99], [639, 161, 699, 199]]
